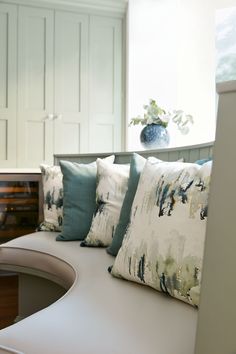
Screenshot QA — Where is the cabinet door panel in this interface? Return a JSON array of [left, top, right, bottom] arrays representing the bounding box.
[[0, 120, 7, 160], [17, 6, 54, 167], [61, 123, 81, 154], [26, 121, 46, 162], [89, 16, 123, 152], [54, 11, 89, 154], [25, 16, 47, 110], [89, 124, 114, 152], [0, 4, 17, 167], [0, 11, 8, 109]]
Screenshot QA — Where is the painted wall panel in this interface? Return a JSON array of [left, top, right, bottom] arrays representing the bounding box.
[[0, 3, 17, 167], [0, 120, 7, 160], [3, 5, 123, 167], [89, 16, 123, 152], [26, 121, 45, 162], [0, 13, 8, 109], [54, 11, 89, 154], [17, 6, 54, 167], [61, 123, 80, 153], [90, 124, 114, 152], [26, 17, 46, 110], [57, 20, 81, 112], [90, 26, 114, 114]]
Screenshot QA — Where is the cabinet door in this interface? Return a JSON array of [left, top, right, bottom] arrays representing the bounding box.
[[0, 4, 17, 167], [89, 16, 123, 153], [54, 11, 89, 154], [17, 6, 54, 167]]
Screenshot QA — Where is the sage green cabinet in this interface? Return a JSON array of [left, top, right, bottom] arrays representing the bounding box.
[[0, 3, 17, 167], [0, 3, 124, 168], [17, 6, 54, 167]]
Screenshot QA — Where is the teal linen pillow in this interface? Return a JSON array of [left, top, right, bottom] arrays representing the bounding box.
[[194, 157, 212, 165], [56, 155, 114, 242], [106, 153, 146, 256]]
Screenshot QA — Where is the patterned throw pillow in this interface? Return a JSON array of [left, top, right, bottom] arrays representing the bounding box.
[[38, 164, 63, 232], [111, 160, 212, 307], [81, 159, 130, 247], [107, 155, 183, 257]]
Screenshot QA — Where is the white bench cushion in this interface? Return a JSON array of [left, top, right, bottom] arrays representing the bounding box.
[[0, 232, 197, 354]]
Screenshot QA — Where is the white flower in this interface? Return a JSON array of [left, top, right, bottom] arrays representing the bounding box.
[[146, 117, 154, 125], [160, 113, 171, 123], [171, 110, 193, 134], [129, 99, 193, 134], [179, 126, 190, 135]]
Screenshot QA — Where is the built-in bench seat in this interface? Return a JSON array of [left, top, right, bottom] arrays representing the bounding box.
[[0, 231, 197, 354], [0, 143, 215, 354]]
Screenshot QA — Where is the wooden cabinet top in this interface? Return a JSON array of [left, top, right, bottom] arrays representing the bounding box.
[[0, 169, 41, 174]]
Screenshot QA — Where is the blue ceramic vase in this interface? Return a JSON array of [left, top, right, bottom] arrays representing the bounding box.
[[140, 124, 170, 149]]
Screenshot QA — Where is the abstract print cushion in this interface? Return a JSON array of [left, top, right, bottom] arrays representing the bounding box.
[[107, 154, 182, 256], [112, 160, 212, 307], [38, 164, 63, 232], [81, 159, 130, 247], [56, 155, 115, 242]]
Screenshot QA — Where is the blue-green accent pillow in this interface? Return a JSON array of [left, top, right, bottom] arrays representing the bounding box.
[[106, 153, 146, 256], [194, 157, 212, 165], [56, 156, 114, 242]]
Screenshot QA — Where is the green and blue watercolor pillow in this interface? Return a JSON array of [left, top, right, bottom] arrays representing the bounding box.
[[57, 155, 115, 242], [81, 159, 130, 247], [111, 160, 212, 307], [38, 164, 63, 232], [107, 154, 183, 256]]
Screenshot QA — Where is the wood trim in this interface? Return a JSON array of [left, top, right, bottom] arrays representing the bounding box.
[[0, 274, 18, 330], [0, 228, 37, 239], [0, 198, 38, 204], [0, 187, 38, 193], [38, 174, 44, 224], [0, 174, 41, 181]]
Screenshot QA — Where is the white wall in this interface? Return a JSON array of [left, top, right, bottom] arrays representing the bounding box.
[[127, 0, 178, 150], [175, 0, 216, 147], [127, 0, 236, 150]]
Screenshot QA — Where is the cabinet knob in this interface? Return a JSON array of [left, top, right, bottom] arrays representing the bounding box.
[[54, 114, 62, 120], [43, 114, 54, 121]]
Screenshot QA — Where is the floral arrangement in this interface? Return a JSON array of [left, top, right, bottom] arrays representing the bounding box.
[[129, 99, 194, 134]]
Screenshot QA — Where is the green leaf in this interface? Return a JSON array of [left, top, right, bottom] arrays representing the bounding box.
[[128, 99, 193, 134]]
